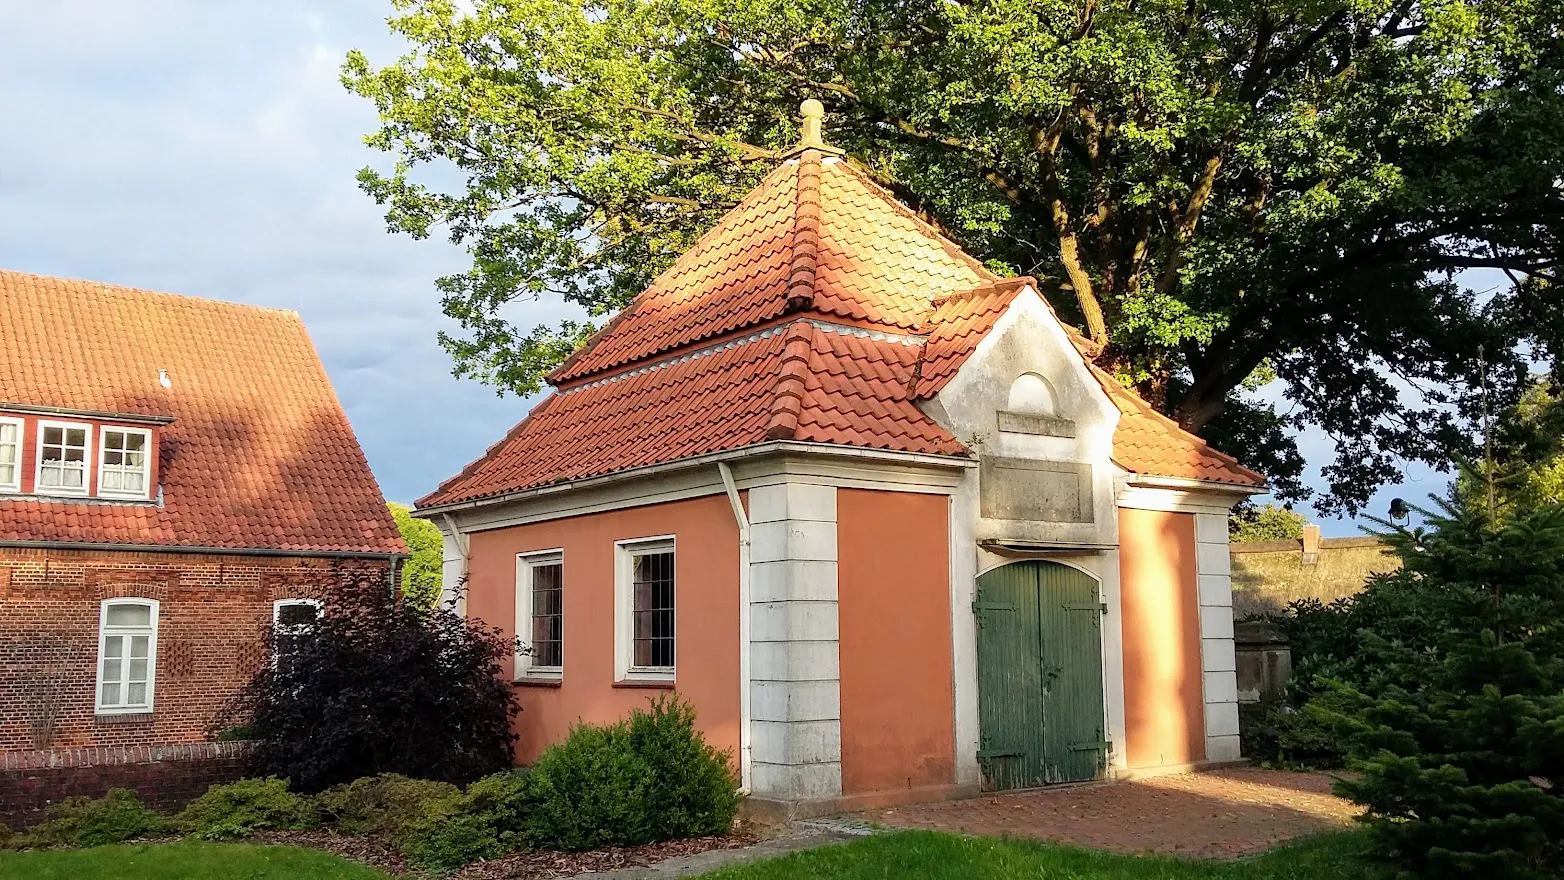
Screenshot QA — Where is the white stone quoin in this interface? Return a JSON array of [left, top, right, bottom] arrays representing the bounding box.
[[746, 482, 843, 801], [1195, 512, 1242, 761]]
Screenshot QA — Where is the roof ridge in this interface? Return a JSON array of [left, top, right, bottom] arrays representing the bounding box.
[[764, 321, 815, 440], [928, 276, 1036, 309], [545, 161, 799, 385], [786, 151, 823, 313], [0, 268, 300, 318]]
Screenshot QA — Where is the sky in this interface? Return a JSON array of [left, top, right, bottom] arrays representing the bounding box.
[[0, 1, 1445, 530]]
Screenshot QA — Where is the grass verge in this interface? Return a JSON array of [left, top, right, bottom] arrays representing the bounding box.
[[696, 829, 1387, 879], [0, 840, 389, 880]]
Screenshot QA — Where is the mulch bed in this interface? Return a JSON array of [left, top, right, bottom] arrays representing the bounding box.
[[255, 829, 758, 878]]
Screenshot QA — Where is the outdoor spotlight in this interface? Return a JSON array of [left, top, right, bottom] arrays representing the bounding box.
[[1388, 497, 1410, 524]]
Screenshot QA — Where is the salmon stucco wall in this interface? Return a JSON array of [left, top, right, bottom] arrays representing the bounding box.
[[1117, 507, 1205, 768], [463, 495, 741, 764], [836, 488, 956, 796]]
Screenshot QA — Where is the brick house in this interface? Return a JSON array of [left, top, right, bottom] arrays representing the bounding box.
[[0, 270, 406, 825], [417, 109, 1267, 818]]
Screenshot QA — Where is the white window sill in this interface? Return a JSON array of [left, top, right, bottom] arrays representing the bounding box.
[[94, 708, 154, 719], [97, 490, 152, 501], [615, 669, 675, 688], [514, 668, 563, 684]]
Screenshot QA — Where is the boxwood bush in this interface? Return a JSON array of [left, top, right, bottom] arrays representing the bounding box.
[[525, 695, 738, 851]]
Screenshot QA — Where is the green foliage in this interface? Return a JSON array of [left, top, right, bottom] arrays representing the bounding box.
[[315, 774, 460, 840], [522, 719, 649, 852], [525, 695, 739, 851], [1229, 503, 1307, 543], [344, 0, 1564, 514], [1276, 494, 1564, 878], [389, 502, 442, 608], [177, 778, 318, 841], [20, 789, 168, 848], [396, 770, 529, 871], [1458, 379, 1564, 517]]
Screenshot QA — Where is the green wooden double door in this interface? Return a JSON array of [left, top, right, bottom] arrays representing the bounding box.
[[975, 560, 1109, 790]]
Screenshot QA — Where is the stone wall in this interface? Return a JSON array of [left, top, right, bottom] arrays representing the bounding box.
[[1229, 533, 1398, 619], [0, 742, 248, 828]]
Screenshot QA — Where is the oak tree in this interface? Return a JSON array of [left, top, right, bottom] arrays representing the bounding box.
[[345, 0, 1564, 512]]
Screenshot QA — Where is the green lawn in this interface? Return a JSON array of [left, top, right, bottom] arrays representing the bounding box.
[[0, 830, 1386, 879], [0, 840, 388, 880], [697, 830, 1388, 880]]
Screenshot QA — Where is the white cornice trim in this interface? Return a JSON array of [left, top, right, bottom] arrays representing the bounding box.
[[1122, 474, 1267, 496], [1116, 483, 1248, 515], [417, 441, 973, 531]]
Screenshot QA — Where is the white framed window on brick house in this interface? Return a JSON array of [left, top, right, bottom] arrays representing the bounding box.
[[515, 550, 564, 680], [36, 421, 90, 495], [272, 599, 323, 669], [98, 426, 152, 499], [614, 536, 675, 683], [0, 417, 21, 492], [96, 598, 158, 714]]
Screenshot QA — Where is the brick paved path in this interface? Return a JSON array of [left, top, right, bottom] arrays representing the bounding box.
[[863, 768, 1359, 859]]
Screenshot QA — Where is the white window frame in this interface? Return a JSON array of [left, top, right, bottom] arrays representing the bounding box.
[[614, 535, 676, 683], [35, 420, 92, 497], [515, 550, 564, 681], [95, 598, 159, 715], [0, 416, 22, 493], [271, 598, 323, 668], [97, 426, 153, 500]]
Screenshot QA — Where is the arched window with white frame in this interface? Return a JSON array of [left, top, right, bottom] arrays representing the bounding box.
[[96, 598, 158, 714]]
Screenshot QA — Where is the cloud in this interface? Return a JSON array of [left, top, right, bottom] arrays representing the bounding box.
[[0, 0, 581, 504]]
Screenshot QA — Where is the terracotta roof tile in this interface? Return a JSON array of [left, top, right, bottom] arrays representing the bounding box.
[[0, 270, 406, 553], [549, 153, 993, 384]]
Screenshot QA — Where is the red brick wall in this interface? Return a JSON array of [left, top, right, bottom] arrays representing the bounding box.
[[0, 743, 250, 828], [0, 547, 392, 753]]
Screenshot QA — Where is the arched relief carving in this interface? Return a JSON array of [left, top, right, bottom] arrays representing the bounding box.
[[998, 372, 1077, 438], [1007, 372, 1058, 414]]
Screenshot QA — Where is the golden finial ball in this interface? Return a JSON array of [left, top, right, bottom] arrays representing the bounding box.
[[801, 98, 825, 119]]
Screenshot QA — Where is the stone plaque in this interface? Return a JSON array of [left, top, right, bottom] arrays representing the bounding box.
[[980, 456, 1094, 523], [996, 410, 1077, 438]]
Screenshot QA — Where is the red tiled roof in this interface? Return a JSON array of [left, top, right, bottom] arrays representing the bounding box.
[[0, 270, 406, 554], [421, 321, 963, 505], [1089, 368, 1268, 488], [421, 151, 1263, 508]]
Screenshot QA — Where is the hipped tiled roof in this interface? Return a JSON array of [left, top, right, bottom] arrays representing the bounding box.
[[0, 270, 406, 554], [420, 151, 1263, 509]]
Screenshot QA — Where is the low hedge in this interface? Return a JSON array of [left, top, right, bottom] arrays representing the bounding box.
[[2, 695, 740, 869], [14, 789, 169, 848], [178, 777, 318, 840]]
